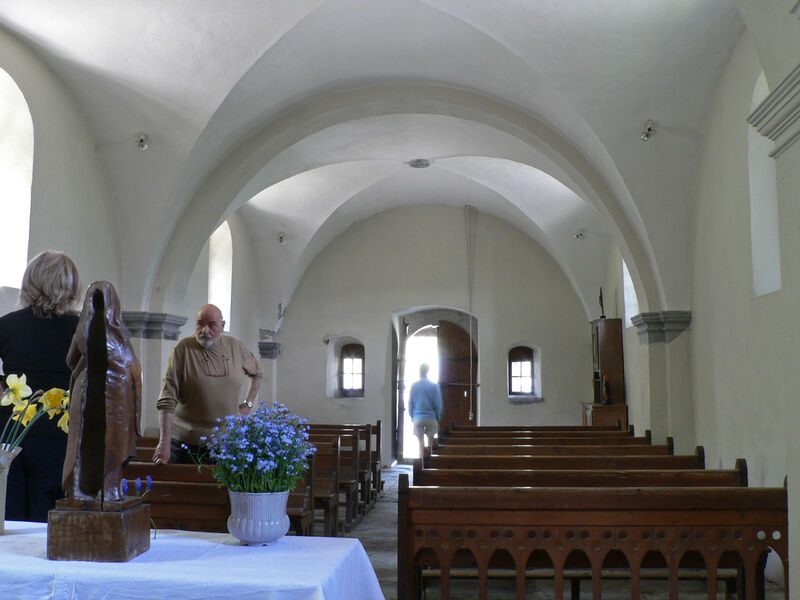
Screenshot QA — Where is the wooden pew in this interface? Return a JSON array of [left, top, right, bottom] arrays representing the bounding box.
[[446, 424, 624, 433], [310, 424, 373, 515], [412, 458, 749, 488], [287, 454, 315, 536], [397, 474, 789, 600], [438, 435, 654, 446], [370, 420, 384, 502], [441, 429, 635, 439], [309, 431, 361, 531], [122, 463, 226, 532], [123, 455, 317, 537], [433, 444, 673, 456], [424, 447, 706, 471], [312, 438, 341, 536]]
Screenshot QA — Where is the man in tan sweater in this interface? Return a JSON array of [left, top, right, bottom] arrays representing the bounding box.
[[152, 304, 263, 464]]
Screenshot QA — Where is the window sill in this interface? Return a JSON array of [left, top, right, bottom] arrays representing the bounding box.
[[508, 395, 543, 405], [332, 396, 365, 401]]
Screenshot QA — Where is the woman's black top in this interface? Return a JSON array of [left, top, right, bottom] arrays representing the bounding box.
[[0, 306, 79, 441]]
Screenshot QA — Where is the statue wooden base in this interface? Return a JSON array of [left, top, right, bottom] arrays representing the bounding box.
[[47, 497, 151, 562]]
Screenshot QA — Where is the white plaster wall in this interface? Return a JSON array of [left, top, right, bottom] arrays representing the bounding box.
[[692, 30, 787, 485], [776, 115, 800, 598], [0, 29, 120, 294], [276, 205, 591, 462], [228, 213, 259, 353], [184, 241, 210, 321]]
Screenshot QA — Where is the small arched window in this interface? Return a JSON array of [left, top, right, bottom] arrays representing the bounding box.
[[748, 71, 781, 296], [339, 343, 365, 397], [508, 346, 534, 395], [0, 68, 34, 288], [622, 259, 639, 327], [208, 221, 233, 331]]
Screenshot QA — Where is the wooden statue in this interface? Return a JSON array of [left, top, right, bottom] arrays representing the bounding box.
[[62, 281, 142, 502], [49, 281, 149, 561]]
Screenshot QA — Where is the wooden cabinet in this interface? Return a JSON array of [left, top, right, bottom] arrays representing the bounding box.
[[582, 402, 628, 429], [590, 318, 625, 405]]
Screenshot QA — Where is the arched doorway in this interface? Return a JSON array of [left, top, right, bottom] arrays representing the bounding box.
[[393, 308, 478, 461]]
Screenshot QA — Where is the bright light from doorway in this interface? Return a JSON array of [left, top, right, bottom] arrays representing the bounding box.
[[403, 331, 439, 460]]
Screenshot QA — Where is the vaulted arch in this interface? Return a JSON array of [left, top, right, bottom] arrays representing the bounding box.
[[147, 84, 663, 320]]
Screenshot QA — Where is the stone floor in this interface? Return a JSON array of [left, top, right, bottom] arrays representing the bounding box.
[[338, 465, 785, 600]]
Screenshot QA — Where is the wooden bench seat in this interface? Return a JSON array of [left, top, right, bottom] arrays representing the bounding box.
[[441, 429, 635, 439], [312, 438, 341, 536], [309, 431, 361, 531], [311, 424, 373, 514], [123, 457, 316, 537], [398, 475, 789, 600], [370, 420, 384, 502], [438, 435, 654, 446], [412, 460, 749, 488], [446, 425, 623, 433], [433, 444, 673, 456], [425, 449, 705, 471]]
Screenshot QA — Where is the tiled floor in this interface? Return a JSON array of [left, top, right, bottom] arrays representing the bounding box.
[[342, 466, 785, 600]]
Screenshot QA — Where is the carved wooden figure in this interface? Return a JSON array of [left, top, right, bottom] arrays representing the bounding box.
[[62, 281, 142, 502], [48, 281, 149, 562]]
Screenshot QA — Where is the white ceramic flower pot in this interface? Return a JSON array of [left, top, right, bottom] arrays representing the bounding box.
[[227, 490, 290, 545], [0, 446, 22, 535]]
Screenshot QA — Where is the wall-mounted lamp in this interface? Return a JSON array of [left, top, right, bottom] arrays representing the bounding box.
[[573, 228, 586, 240], [640, 120, 656, 142], [135, 132, 149, 151]]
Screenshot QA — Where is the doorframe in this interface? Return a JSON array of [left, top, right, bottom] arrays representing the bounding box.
[[392, 306, 479, 461]]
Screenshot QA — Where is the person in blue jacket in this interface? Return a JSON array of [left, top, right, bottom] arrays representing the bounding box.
[[408, 363, 443, 457]]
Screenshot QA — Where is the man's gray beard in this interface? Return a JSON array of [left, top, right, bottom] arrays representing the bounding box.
[[195, 334, 216, 349]]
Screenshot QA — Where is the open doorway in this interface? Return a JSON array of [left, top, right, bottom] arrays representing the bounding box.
[[393, 308, 479, 463], [402, 327, 439, 460]]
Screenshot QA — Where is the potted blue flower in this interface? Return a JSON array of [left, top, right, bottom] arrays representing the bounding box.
[[204, 402, 315, 545]]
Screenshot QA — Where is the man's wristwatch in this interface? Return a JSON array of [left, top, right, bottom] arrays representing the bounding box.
[[240, 400, 253, 409]]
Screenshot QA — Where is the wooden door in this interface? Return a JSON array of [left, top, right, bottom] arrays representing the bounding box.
[[437, 320, 477, 428], [391, 326, 400, 461]]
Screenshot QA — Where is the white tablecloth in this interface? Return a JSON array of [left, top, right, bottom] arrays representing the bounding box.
[[0, 521, 384, 600]]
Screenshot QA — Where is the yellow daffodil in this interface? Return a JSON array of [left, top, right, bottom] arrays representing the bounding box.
[[57, 410, 69, 434], [1, 374, 33, 407], [40, 388, 67, 418], [11, 402, 39, 427]]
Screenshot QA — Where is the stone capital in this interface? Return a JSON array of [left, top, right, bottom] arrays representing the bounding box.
[[747, 61, 800, 158], [259, 341, 281, 359], [631, 311, 692, 344], [122, 311, 187, 340]]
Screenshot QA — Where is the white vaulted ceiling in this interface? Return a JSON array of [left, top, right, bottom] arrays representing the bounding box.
[[0, 0, 744, 322]]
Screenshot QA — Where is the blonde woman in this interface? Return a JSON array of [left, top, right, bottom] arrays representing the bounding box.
[[0, 250, 80, 521]]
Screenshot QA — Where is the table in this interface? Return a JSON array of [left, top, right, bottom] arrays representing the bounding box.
[[0, 521, 384, 599]]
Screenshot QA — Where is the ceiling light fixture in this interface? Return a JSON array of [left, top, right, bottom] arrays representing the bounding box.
[[135, 132, 149, 151], [408, 158, 431, 168], [640, 120, 656, 142], [277, 232, 287, 245], [573, 229, 586, 240]]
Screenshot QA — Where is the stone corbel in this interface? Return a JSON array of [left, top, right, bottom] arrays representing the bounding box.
[[747, 62, 800, 158], [631, 311, 692, 344], [259, 341, 281, 359], [121, 312, 187, 340]]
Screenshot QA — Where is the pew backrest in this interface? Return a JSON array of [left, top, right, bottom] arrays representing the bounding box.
[[425, 451, 705, 471], [433, 444, 672, 456]]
